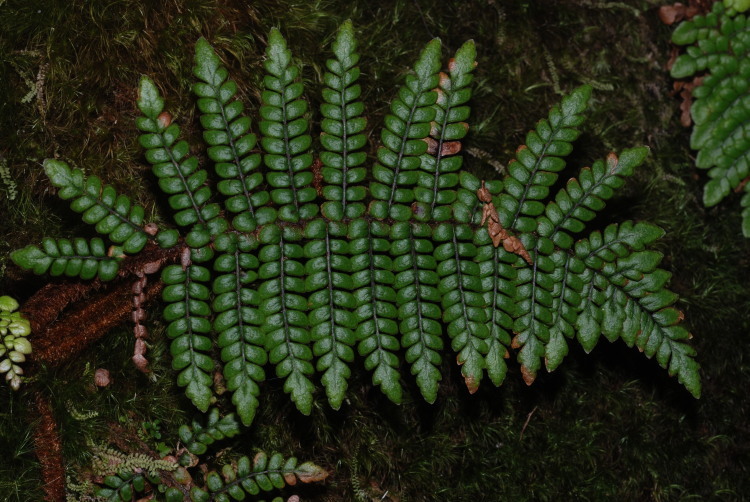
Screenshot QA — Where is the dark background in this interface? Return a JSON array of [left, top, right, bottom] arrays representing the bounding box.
[[0, 0, 747, 500]]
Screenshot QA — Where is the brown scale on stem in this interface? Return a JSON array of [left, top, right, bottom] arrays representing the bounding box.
[[477, 181, 532, 264]]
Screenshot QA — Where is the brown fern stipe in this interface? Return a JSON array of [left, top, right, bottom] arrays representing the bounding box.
[[33, 392, 65, 502]]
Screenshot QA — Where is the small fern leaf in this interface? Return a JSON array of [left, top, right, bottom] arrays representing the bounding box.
[[212, 233, 266, 426], [319, 20, 368, 221], [178, 408, 241, 455], [304, 220, 357, 410], [11, 237, 121, 281], [369, 38, 442, 221], [162, 262, 215, 412], [544, 250, 584, 372], [350, 219, 403, 404], [137, 76, 227, 244], [193, 38, 271, 232], [43, 160, 151, 253], [416, 40, 476, 223], [191, 452, 327, 501], [501, 85, 592, 234], [258, 225, 315, 414], [260, 28, 316, 223]]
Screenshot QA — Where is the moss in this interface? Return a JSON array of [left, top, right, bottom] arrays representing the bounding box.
[[1, 0, 749, 500]]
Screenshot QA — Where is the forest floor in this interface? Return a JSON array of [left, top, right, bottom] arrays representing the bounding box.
[[0, 0, 748, 500]]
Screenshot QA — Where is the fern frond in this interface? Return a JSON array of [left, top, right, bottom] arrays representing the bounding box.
[[573, 222, 701, 397], [370, 38, 442, 221], [350, 219, 403, 403], [258, 225, 314, 414], [11, 237, 121, 281], [190, 452, 327, 501], [137, 76, 227, 248], [193, 38, 272, 232], [178, 408, 241, 455], [536, 147, 649, 251], [392, 221, 443, 402], [500, 85, 591, 233], [162, 262, 215, 412], [212, 233, 266, 426], [417, 40, 477, 223], [43, 160, 152, 253], [260, 28, 316, 223], [304, 220, 357, 410], [671, 3, 750, 235], [319, 20, 368, 221], [434, 223, 488, 393]]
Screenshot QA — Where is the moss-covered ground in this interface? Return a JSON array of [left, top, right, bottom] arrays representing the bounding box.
[[0, 0, 748, 500]]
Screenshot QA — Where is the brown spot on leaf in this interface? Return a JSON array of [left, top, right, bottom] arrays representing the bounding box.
[[464, 374, 479, 394], [440, 140, 462, 157], [520, 365, 536, 386], [424, 137, 439, 155], [157, 111, 172, 128]]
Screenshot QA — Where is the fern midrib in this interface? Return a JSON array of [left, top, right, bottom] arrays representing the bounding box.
[[386, 92, 424, 211], [451, 231, 482, 355], [231, 249, 251, 380], [547, 165, 616, 242], [551, 253, 573, 328], [364, 222, 390, 364], [408, 225, 431, 359], [180, 265, 201, 376], [429, 98, 453, 215], [218, 97, 256, 218], [89, 194, 148, 237], [323, 226, 345, 361], [338, 74, 350, 214], [277, 231, 297, 370], [49, 253, 118, 262], [162, 136, 207, 226], [281, 95, 300, 212], [509, 128, 560, 231], [488, 247, 507, 342]]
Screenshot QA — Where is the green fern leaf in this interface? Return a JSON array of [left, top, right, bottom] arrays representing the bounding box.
[[162, 262, 215, 412], [369, 38, 442, 221], [260, 28, 316, 223], [319, 20, 368, 221], [11, 237, 121, 281], [671, 3, 750, 235], [191, 451, 327, 500], [500, 85, 591, 233], [212, 233, 266, 426], [193, 38, 272, 232], [178, 408, 241, 455], [305, 219, 357, 410], [43, 159, 151, 253], [258, 225, 314, 415]]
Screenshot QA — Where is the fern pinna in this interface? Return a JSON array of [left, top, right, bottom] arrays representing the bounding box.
[[670, 0, 750, 236], [12, 21, 700, 430]]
